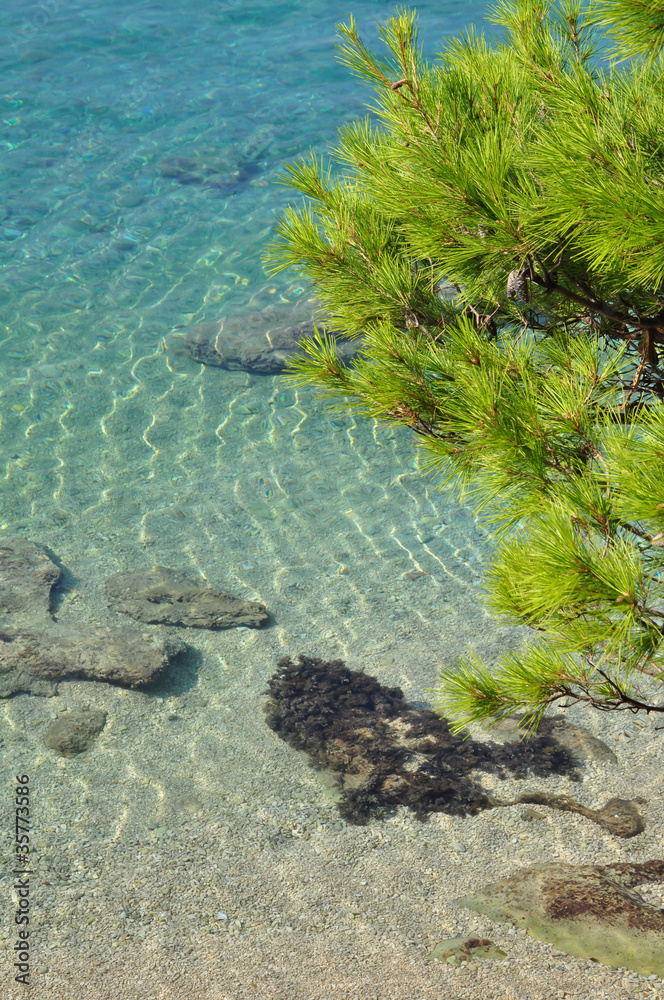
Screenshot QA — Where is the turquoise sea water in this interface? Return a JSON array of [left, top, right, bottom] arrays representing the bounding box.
[[0, 3, 587, 998], [1, 0, 492, 548]]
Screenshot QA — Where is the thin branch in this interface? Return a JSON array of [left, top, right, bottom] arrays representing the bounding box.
[[617, 353, 648, 413], [532, 272, 664, 335]]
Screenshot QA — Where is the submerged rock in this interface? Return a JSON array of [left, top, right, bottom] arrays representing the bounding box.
[[0, 539, 61, 618], [457, 860, 664, 977], [158, 130, 273, 190], [105, 565, 268, 629], [505, 792, 645, 838], [427, 932, 507, 966], [486, 713, 618, 765], [185, 301, 363, 374], [0, 624, 184, 696], [0, 539, 194, 696], [45, 707, 107, 756], [159, 154, 250, 189]]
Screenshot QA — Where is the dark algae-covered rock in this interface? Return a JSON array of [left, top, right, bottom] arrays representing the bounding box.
[[264, 655, 581, 824], [105, 565, 268, 629], [265, 655, 646, 836], [45, 707, 107, 756], [457, 860, 664, 976]]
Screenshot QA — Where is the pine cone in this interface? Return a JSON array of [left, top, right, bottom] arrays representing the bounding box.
[[507, 267, 529, 302]]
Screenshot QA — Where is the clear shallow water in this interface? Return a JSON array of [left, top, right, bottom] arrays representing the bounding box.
[[0, 0, 494, 605], [0, 2, 584, 997]]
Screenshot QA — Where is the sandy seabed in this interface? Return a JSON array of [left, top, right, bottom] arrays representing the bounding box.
[[0, 373, 662, 1000], [1, 598, 663, 1000]]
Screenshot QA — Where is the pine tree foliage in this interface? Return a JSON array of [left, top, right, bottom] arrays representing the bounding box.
[[593, 0, 664, 61], [263, 0, 664, 734]]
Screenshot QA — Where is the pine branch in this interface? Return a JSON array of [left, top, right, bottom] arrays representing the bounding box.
[[267, 1, 664, 732]]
